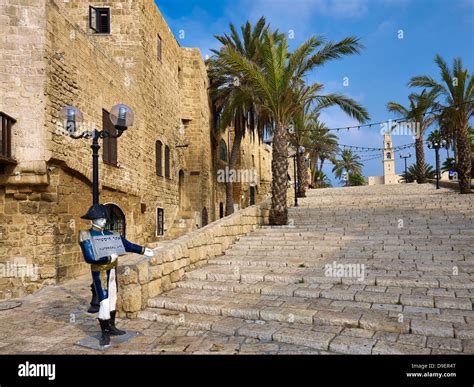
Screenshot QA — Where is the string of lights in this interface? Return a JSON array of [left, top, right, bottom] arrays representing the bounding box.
[[292, 100, 473, 133], [338, 142, 416, 152], [358, 143, 418, 162]]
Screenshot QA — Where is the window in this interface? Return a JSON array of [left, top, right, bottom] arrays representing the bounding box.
[[201, 207, 208, 227], [219, 139, 227, 162], [386, 152, 391, 160], [386, 142, 391, 149], [0, 112, 16, 164], [219, 202, 224, 219], [89, 6, 110, 34], [157, 34, 162, 61], [156, 140, 163, 176], [156, 208, 164, 236], [250, 186, 256, 206], [102, 110, 117, 166], [164, 145, 170, 178], [105, 204, 126, 237]]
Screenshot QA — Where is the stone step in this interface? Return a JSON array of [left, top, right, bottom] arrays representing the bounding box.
[[183, 265, 474, 289], [174, 282, 473, 313], [209, 256, 473, 272], [174, 279, 473, 310], [139, 309, 440, 353], [145, 288, 422, 333]]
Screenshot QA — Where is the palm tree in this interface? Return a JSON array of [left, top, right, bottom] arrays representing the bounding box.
[[208, 17, 274, 215], [313, 171, 332, 188], [348, 172, 366, 186], [387, 89, 439, 184], [332, 149, 363, 186], [289, 103, 314, 198], [409, 55, 473, 193], [307, 120, 339, 186], [219, 32, 369, 224], [402, 162, 436, 183]]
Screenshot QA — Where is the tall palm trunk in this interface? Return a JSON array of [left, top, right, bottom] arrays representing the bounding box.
[[297, 153, 307, 197], [226, 123, 243, 215], [415, 137, 427, 184], [269, 122, 289, 225], [311, 154, 319, 186], [457, 121, 472, 194]]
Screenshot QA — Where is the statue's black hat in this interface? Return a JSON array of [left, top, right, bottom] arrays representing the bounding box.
[[81, 204, 110, 220]]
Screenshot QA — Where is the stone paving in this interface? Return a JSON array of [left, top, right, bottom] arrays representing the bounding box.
[[0, 184, 472, 354]]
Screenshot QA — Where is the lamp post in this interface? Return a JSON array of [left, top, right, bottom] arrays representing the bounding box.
[[291, 146, 305, 207], [59, 104, 134, 204], [60, 104, 134, 314], [427, 139, 447, 189], [399, 153, 411, 183]]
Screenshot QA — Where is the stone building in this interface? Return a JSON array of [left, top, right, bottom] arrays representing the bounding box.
[[0, 0, 271, 299]]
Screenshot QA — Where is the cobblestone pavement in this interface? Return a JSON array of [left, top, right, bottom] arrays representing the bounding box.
[[0, 184, 473, 354], [0, 276, 320, 354]]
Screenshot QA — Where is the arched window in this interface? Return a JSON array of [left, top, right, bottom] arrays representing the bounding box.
[[219, 139, 227, 162], [165, 145, 170, 178], [105, 203, 126, 237], [386, 152, 392, 159], [156, 140, 162, 176]]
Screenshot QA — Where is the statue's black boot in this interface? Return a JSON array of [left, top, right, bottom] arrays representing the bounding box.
[[88, 283, 100, 313], [109, 310, 126, 336], [98, 319, 111, 347]]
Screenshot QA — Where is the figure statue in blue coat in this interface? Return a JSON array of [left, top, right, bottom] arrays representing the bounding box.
[[79, 204, 154, 347]]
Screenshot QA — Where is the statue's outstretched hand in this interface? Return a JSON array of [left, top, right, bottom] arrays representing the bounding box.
[[110, 253, 118, 263], [144, 248, 154, 257]]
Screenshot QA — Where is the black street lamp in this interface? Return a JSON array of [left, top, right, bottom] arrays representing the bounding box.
[[427, 139, 447, 189], [291, 146, 305, 207], [59, 104, 134, 205], [60, 105, 134, 315], [399, 153, 411, 183]]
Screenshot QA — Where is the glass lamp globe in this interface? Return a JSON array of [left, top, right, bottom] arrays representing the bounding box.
[[110, 104, 134, 129], [298, 146, 306, 155], [59, 106, 83, 134]]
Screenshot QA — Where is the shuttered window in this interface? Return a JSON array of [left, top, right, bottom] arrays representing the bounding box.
[[156, 140, 163, 176], [89, 6, 111, 34], [156, 208, 164, 236], [102, 110, 118, 166], [157, 34, 162, 61], [0, 112, 15, 163]]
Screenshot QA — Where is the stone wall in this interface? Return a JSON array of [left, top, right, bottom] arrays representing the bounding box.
[[0, 0, 274, 299], [116, 200, 271, 317]]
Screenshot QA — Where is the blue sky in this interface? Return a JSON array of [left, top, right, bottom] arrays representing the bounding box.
[[156, 0, 474, 185]]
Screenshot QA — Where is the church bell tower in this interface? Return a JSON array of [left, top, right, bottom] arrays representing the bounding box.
[[383, 133, 397, 184]]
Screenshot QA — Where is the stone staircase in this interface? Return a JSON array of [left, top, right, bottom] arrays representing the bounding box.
[[138, 184, 474, 354]]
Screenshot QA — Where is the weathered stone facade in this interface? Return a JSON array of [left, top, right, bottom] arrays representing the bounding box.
[[0, 0, 271, 299]]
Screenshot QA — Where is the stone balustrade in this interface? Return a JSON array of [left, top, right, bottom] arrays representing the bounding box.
[[116, 200, 271, 317]]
